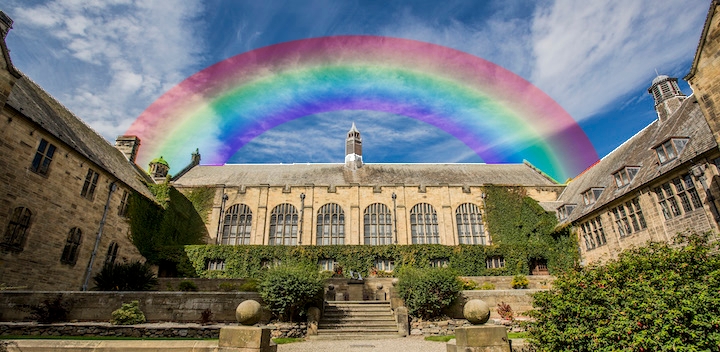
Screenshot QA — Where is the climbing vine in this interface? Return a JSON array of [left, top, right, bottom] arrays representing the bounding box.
[[181, 187, 216, 224]]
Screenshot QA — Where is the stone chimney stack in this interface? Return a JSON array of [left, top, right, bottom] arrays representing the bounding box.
[[345, 122, 363, 169], [648, 75, 686, 122], [0, 12, 12, 39], [115, 136, 141, 163]]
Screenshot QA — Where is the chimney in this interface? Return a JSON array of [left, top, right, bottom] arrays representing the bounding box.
[[115, 136, 141, 163], [0, 12, 12, 40]]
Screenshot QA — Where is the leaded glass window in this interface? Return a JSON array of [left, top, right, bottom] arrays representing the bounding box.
[[316, 203, 345, 245], [456, 203, 486, 244], [269, 203, 298, 245], [221, 204, 252, 245], [363, 203, 392, 245], [410, 203, 439, 244], [2, 207, 32, 250], [60, 227, 82, 265]]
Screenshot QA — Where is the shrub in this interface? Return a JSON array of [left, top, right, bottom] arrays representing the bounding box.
[[111, 301, 146, 325], [26, 295, 71, 323], [497, 301, 513, 320], [396, 267, 462, 318], [259, 262, 324, 321], [93, 261, 158, 291], [218, 282, 237, 292], [178, 280, 198, 292], [511, 274, 528, 289], [527, 232, 720, 352], [460, 278, 479, 290], [479, 282, 496, 290], [238, 279, 259, 292]]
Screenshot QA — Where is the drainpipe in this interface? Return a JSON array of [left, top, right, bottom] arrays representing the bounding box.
[[392, 193, 398, 244], [215, 194, 229, 244], [299, 193, 305, 245], [82, 181, 117, 291]]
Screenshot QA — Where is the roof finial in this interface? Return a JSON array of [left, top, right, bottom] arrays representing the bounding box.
[[350, 122, 358, 132], [655, 68, 660, 77]]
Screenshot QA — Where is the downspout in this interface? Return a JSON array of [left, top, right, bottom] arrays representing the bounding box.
[[392, 193, 398, 244], [82, 181, 117, 291], [299, 193, 305, 245], [215, 194, 229, 244]]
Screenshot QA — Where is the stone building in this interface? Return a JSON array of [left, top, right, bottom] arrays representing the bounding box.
[[171, 124, 564, 248], [553, 1, 720, 265], [0, 13, 154, 290]]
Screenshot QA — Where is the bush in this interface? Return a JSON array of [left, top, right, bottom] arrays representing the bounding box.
[[26, 295, 71, 323], [460, 278, 479, 290], [479, 282, 496, 290], [178, 280, 198, 292], [396, 267, 462, 318], [527, 232, 720, 352], [93, 261, 158, 291], [497, 301, 513, 320], [218, 282, 237, 292], [111, 301, 146, 325], [238, 279, 259, 292], [259, 263, 324, 321], [511, 274, 528, 289]]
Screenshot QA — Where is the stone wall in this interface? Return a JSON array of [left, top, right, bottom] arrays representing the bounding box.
[[158, 278, 252, 292], [0, 321, 305, 340], [0, 291, 264, 323], [181, 183, 564, 246], [444, 290, 541, 320], [461, 276, 553, 290], [687, 2, 720, 146], [0, 110, 145, 291]]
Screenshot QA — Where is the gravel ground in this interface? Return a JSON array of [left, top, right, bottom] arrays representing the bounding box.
[[278, 336, 447, 352]]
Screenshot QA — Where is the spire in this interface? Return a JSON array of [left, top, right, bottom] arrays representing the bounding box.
[[345, 123, 363, 169]]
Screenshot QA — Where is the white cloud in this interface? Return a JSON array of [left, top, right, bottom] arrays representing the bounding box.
[[9, 0, 206, 139], [530, 0, 707, 120]]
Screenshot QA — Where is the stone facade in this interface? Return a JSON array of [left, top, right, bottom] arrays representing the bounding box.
[[0, 14, 152, 291]]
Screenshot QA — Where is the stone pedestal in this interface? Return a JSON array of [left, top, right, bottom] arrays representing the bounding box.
[[347, 280, 364, 301], [446, 326, 510, 352], [218, 326, 277, 352]]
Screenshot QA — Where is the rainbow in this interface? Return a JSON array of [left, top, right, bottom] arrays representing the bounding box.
[[126, 35, 598, 181]]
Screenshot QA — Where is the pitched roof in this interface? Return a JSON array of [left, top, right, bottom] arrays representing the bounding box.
[[173, 162, 559, 187], [6, 74, 155, 200], [556, 95, 716, 223]]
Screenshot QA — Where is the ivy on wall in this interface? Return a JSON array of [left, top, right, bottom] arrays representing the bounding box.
[[484, 185, 578, 274], [128, 181, 208, 263], [182, 187, 215, 224], [143, 185, 577, 277]]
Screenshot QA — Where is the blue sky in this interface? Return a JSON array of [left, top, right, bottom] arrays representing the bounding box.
[[3, 0, 710, 175]]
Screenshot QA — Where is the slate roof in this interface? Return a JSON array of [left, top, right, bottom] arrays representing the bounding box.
[[6, 74, 155, 200], [556, 95, 716, 223], [173, 162, 559, 187]]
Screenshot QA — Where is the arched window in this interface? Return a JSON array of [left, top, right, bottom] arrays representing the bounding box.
[[410, 203, 439, 244], [60, 227, 82, 265], [269, 203, 298, 245], [221, 204, 252, 245], [105, 241, 119, 265], [363, 203, 392, 245], [456, 203, 486, 244], [2, 207, 32, 250], [316, 203, 345, 245]]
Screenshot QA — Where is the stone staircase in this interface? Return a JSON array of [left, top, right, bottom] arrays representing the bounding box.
[[313, 301, 400, 340]]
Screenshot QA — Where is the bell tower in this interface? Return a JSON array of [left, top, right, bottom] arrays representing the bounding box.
[[648, 74, 686, 122], [345, 122, 363, 169]]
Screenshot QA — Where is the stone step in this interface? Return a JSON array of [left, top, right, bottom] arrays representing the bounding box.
[[317, 327, 400, 334], [308, 333, 404, 340], [321, 316, 395, 322], [326, 300, 390, 304], [324, 309, 393, 314], [319, 323, 397, 329]]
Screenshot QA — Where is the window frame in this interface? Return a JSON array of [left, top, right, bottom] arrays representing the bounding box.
[[316, 203, 345, 245], [455, 203, 486, 245], [2, 206, 32, 251], [580, 216, 606, 250], [557, 204, 577, 220], [105, 241, 119, 265], [268, 203, 298, 245], [363, 203, 393, 245], [613, 166, 640, 188], [60, 227, 82, 266], [221, 204, 253, 245], [81, 168, 100, 200], [486, 256, 505, 269], [373, 258, 394, 272], [207, 259, 226, 271], [581, 188, 605, 206], [611, 198, 647, 237], [30, 138, 57, 176], [410, 203, 440, 244], [654, 138, 689, 164]]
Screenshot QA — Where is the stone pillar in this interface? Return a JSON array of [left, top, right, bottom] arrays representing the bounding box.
[[306, 306, 320, 336], [395, 306, 409, 337], [219, 326, 277, 352], [447, 299, 510, 352]]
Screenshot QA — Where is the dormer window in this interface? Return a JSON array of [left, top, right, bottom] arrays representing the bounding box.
[[654, 138, 688, 164], [582, 188, 605, 206], [613, 166, 640, 188], [557, 204, 577, 220]]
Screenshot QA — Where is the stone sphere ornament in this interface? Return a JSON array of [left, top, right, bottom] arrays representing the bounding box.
[[391, 278, 399, 286], [463, 299, 491, 325], [376, 283, 383, 290], [236, 299, 262, 325], [328, 284, 335, 291]]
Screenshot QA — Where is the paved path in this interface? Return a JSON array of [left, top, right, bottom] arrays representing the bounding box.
[[278, 336, 447, 352]]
